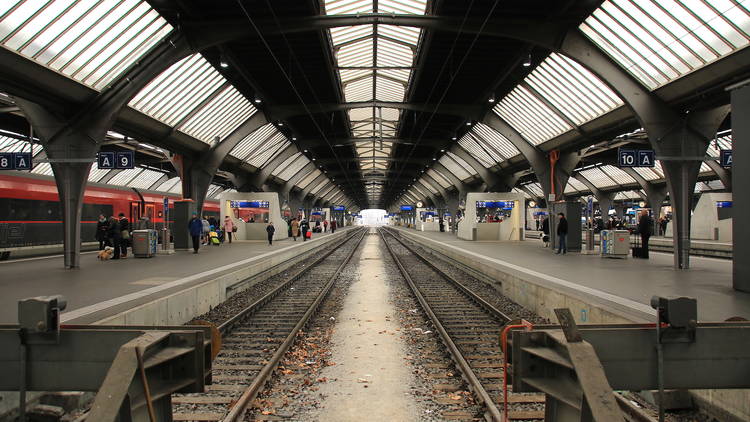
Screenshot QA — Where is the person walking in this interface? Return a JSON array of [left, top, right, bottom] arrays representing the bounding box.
[[556, 212, 568, 255], [638, 210, 653, 259], [266, 222, 275, 245], [300, 219, 310, 241], [224, 216, 235, 243], [107, 216, 122, 260], [291, 218, 300, 241], [330, 219, 337, 234], [201, 216, 210, 245], [118, 213, 130, 258], [188, 213, 202, 254], [96, 214, 108, 250]]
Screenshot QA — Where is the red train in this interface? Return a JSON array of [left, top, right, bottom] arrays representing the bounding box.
[[0, 174, 220, 253]]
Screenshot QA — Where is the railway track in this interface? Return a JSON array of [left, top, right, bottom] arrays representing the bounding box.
[[380, 227, 542, 421], [170, 227, 367, 422]]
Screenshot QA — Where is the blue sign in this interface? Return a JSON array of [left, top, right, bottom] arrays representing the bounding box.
[[98, 152, 115, 169], [333, 205, 345, 211], [720, 149, 732, 168], [116, 151, 134, 169], [230, 200, 269, 208], [637, 150, 655, 167], [14, 153, 32, 170], [619, 148, 655, 167], [716, 201, 732, 208], [163, 197, 169, 221], [0, 153, 13, 170], [0, 152, 33, 170], [587, 197, 593, 214], [400, 205, 414, 211], [477, 201, 515, 209]]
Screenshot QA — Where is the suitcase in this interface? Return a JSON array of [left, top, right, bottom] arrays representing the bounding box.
[[305, 231, 312, 239]]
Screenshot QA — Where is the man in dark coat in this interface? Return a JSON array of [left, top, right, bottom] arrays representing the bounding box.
[[637, 210, 653, 258], [266, 222, 275, 245], [556, 213, 568, 255], [330, 219, 337, 234], [541, 216, 550, 247], [107, 216, 121, 259], [118, 212, 130, 258], [188, 213, 203, 254], [96, 214, 108, 250], [300, 220, 310, 241]]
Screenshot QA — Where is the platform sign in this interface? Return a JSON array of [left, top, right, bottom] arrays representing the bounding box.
[[163, 197, 169, 222], [618, 149, 636, 167], [400, 205, 414, 211], [333, 205, 345, 211], [116, 151, 134, 169], [720, 149, 732, 168], [0, 153, 13, 170], [716, 201, 732, 208], [637, 150, 655, 167], [587, 196, 593, 215], [14, 152, 32, 170], [98, 152, 115, 169]]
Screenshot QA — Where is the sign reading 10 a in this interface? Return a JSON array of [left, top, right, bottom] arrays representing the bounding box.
[[98, 151, 134, 169], [618, 148, 655, 168]]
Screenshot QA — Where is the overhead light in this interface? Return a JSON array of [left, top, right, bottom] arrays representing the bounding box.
[[292, 137, 297, 141], [465, 121, 472, 126], [451, 136, 457, 140], [219, 54, 229, 68], [312, 158, 316, 161], [488, 93, 496, 103], [278, 121, 284, 127], [440, 149, 445, 152], [432, 157, 436, 161], [523, 54, 532, 67], [303, 149, 308, 153], [253, 95, 261, 104]]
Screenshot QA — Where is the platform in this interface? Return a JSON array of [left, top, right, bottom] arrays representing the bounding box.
[[0, 228, 351, 324], [392, 227, 749, 323]]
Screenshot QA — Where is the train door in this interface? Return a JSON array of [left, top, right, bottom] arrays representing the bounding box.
[[145, 203, 155, 223], [130, 203, 141, 223]]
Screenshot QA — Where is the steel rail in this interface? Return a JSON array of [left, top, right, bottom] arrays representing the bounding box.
[[222, 227, 368, 422], [379, 228, 504, 422], [218, 228, 363, 334]]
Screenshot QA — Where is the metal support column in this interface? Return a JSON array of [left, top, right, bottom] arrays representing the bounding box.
[[731, 84, 750, 292]]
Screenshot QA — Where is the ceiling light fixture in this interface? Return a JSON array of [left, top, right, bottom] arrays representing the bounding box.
[[488, 93, 496, 103], [451, 136, 457, 141], [303, 149, 308, 153], [523, 54, 532, 67], [253, 95, 261, 104], [440, 149, 445, 152], [219, 55, 229, 68], [292, 137, 297, 141], [466, 121, 472, 126], [277, 121, 284, 127]]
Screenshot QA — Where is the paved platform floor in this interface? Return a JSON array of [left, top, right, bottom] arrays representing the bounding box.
[[313, 229, 418, 421], [395, 228, 749, 322], [0, 228, 350, 324]]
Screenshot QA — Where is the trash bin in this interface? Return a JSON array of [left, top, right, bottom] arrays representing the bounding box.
[[132, 229, 158, 258]]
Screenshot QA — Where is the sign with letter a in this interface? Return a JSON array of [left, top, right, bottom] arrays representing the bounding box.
[[720, 149, 732, 168], [14, 152, 32, 170], [98, 152, 115, 169]]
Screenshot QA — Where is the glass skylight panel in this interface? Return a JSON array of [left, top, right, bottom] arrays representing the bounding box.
[[0, 135, 43, 155], [155, 176, 180, 193], [472, 123, 520, 160], [108, 168, 142, 186], [707, 132, 732, 157], [524, 182, 544, 197], [579, 167, 616, 188], [580, 0, 750, 90], [344, 77, 373, 102], [564, 181, 581, 194], [246, 135, 290, 168], [377, 38, 413, 67], [128, 54, 225, 126], [526, 53, 623, 125], [324, 0, 373, 15], [512, 187, 532, 199], [127, 168, 165, 189], [31, 162, 53, 175], [277, 154, 311, 182], [426, 169, 452, 188], [439, 155, 471, 181], [206, 184, 224, 199], [458, 134, 495, 168], [632, 166, 661, 180], [310, 180, 329, 195], [229, 124, 277, 160], [168, 180, 182, 194], [87, 166, 111, 183], [567, 177, 588, 192], [297, 169, 322, 189], [445, 151, 478, 177], [493, 86, 573, 145], [699, 161, 713, 173], [375, 75, 405, 101], [419, 178, 438, 194], [1, 0, 173, 90], [378, 0, 428, 14], [338, 38, 374, 67], [599, 165, 636, 184], [330, 25, 373, 45], [272, 152, 302, 178], [178, 85, 257, 143]]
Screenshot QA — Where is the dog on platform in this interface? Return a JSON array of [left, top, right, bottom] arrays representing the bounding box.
[[98, 247, 114, 261]]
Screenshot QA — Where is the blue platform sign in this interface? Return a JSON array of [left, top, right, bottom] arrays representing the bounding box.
[[98, 152, 115, 169], [716, 201, 732, 208], [333, 205, 346, 211], [116, 151, 134, 169], [637, 150, 655, 167], [400, 205, 414, 211], [618, 149, 636, 167], [0, 153, 13, 170], [720, 149, 732, 168], [14, 153, 32, 170]]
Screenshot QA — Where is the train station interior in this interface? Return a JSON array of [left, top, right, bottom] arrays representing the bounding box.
[[0, 1, 749, 421]]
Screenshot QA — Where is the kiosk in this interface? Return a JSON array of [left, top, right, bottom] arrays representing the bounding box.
[[219, 192, 287, 241], [416, 208, 440, 231], [458, 193, 525, 241]]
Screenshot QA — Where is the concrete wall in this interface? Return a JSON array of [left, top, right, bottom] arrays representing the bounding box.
[[691, 192, 733, 242], [218, 192, 288, 240], [458, 192, 525, 241]]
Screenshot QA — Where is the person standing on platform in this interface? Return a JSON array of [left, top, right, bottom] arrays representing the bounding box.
[[541, 216, 550, 247], [266, 222, 275, 245], [201, 216, 210, 245], [188, 213, 202, 254], [638, 210, 653, 259], [224, 216, 234, 244], [555, 213, 568, 255], [439, 218, 444, 232], [96, 214, 108, 250], [330, 219, 337, 234], [118, 213, 130, 259], [291, 218, 300, 241], [323, 219, 329, 233], [107, 216, 121, 260], [301, 219, 310, 241]]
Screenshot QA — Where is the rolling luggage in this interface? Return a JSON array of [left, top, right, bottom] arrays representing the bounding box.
[[632, 233, 647, 259], [209, 231, 221, 245], [305, 231, 312, 239]]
